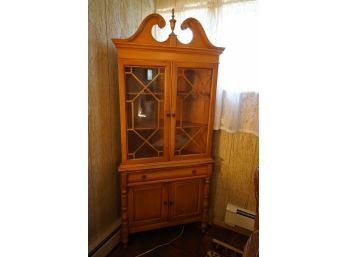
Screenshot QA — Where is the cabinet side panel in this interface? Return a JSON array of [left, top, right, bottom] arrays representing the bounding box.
[[117, 60, 128, 163]]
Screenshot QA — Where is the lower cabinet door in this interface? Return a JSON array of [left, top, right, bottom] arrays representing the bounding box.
[[168, 179, 204, 220], [128, 183, 168, 228]]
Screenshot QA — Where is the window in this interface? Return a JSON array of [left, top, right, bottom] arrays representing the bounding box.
[[155, 0, 258, 135]]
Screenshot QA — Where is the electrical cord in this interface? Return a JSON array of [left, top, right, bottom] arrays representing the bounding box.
[[134, 225, 185, 257]]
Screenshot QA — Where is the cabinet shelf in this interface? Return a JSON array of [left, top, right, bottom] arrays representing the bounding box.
[[126, 92, 164, 96], [127, 127, 161, 131], [126, 91, 210, 98], [128, 119, 207, 130], [176, 121, 208, 129], [177, 92, 210, 97], [128, 118, 163, 130]]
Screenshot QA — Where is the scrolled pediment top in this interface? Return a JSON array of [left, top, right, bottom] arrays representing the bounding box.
[[112, 13, 166, 46], [178, 17, 216, 49], [112, 12, 224, 53]]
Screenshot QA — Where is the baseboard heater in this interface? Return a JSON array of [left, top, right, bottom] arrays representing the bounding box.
[[224, 203, 256, 231]]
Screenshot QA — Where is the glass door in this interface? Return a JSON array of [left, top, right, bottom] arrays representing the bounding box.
[[172, 66, 213, 157], [124, 64, 168, 160]]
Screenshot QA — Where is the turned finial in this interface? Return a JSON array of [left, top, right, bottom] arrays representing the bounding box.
[[169, 8, 176, 35]]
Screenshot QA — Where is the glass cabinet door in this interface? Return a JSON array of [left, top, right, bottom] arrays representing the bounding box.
[[173, 67, 213, 156], [124, 65, 166, 160]]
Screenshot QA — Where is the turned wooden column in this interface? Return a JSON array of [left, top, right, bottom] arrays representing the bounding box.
[[201, 176, 211, 232], [120, 173, 129, 247]]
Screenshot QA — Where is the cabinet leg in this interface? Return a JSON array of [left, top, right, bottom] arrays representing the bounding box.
[[121, 173, 129, 247], [201, 221, 207, 232], [121, 227, 128, 248], [201, 176, 210, 233]]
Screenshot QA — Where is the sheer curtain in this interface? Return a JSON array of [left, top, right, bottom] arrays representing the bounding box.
[[154, 0, 258, 136]]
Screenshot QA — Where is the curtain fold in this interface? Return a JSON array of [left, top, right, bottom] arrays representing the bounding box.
[[155, 0, 258, 136], [220, 91, 258, 135]]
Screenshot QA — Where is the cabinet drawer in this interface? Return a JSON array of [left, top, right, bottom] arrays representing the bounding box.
[[128, 166, 208, 183]]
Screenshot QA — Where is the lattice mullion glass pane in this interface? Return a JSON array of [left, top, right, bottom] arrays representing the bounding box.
[[133, 95, 158, 129], [127, 130, 144, 155], [125, 74, 144, 95], [124, 65, 165, 160], [182, 127, 208, 154], [180, 128, 200, 150], [131, 67, 160, 85], [175, 128, 190, 151], [158, 101, 164, 128], [126, 102, 134, 129], [147, 74, 165, 99], [174, 68, 212, 156], [135, 144, 158, 159], [149, 129, 164, 153]]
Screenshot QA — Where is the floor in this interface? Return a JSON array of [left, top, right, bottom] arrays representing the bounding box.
[[107, 223, 249, 257]]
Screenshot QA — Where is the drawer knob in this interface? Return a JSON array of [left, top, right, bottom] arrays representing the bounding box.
[[141, 175, 147, 179], [192, 170, 197, 174], [163, 201, 168, 205], [169, 200, 174, 205]]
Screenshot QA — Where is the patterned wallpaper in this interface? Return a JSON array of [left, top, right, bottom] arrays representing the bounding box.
[[210, 130, 259, 224]]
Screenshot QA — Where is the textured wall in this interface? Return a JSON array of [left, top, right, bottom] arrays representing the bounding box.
[[210, 130, 259, 224], [88, 0, 155, 250]]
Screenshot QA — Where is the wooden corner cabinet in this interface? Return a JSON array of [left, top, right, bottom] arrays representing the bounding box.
[[112, 10, 224, 247]]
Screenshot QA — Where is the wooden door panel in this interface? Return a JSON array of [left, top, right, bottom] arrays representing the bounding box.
[[170, 62, 217, 160], [169, 179, 204, 220], [128, 183, 168, 227], [118, 59, 171, 164]]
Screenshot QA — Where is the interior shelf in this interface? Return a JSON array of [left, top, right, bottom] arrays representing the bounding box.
[[179, 92, 211, 97], [126, 92, 164, 96], [176, 121, 208, 128], [126, 91, 210, 97], [128, 118, 163, 130], [127, 120, 207, 130]]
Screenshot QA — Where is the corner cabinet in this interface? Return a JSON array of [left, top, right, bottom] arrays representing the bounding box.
[[112, 10, 224, 247]]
